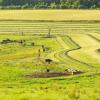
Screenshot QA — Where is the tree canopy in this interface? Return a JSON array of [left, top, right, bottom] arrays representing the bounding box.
[[0, 0, 100, 9]]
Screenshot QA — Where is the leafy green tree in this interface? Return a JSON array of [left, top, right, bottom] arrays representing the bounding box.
[[50, 2, 57, 9], [0, 0, 100, 9]]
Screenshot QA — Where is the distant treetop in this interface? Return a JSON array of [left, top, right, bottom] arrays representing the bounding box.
[[0, 0, 100, 9]]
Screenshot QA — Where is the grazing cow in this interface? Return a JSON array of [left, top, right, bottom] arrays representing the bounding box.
[[1, 39, 13, 44], [45, 59, 52, 64], [46, 68, 50, 72], [16, 40, 25, 45], [65, 68, 77, 75], [1, 39, 27, 46], [42, 45, 45, 52], [19, 40, 24, 44], [31, 42, 35, 46]]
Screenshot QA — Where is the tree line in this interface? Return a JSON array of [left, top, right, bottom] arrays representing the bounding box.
[[0, 0, 100, 9]]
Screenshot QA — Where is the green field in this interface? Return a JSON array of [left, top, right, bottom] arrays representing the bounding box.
[[0, 10, 100, 100]]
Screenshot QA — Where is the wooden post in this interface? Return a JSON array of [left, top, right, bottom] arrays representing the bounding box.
[[48, 28, 51, 38], [38, 49, 41, 59]]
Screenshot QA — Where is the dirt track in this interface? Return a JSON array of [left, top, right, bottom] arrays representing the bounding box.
[[25, 71, 82, 78]]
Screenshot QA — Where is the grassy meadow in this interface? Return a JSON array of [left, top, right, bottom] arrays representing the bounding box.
[[0, 10, 100, 100]]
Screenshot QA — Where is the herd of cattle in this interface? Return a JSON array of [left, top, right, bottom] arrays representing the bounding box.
[[0, 38, 82, 75], [1, 38, 26, 44], [0, 38, 35, 46]]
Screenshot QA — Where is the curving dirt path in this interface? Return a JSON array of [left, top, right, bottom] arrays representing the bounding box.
[[47, 36, 69, 62], [48, 35, 94, 71], [68, 34, 100, 68]]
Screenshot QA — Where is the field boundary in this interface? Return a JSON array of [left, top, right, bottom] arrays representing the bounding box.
[[0, 20, 100, 23]]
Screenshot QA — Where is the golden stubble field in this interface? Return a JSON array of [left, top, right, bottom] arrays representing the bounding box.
[[0, 10, 100, 21]]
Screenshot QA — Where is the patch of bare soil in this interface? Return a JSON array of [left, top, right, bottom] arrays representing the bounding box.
[[25, 71, 82, 78]]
